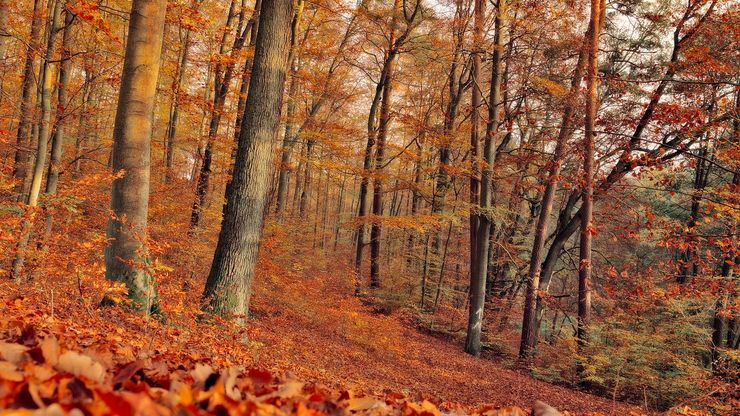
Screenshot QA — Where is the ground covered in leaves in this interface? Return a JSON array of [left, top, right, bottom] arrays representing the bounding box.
[[0, 225, 709, 415]]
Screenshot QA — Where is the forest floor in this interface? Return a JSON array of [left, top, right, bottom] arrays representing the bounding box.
[[0, 224, 648, 415], [239, 237, 644, 414]]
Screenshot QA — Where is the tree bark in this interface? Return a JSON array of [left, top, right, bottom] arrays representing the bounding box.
[[369, 0, 402, 289], [190, 0, 250, 229], [164, 5, 198, 182], [27, 0, 63, 207], [467, 0, 483, 299], [519, 30, 588, 359], [576, 0, 602, 372], [45, 9, 73, 198], [104, 0, 167, 313], [202, 0, 293, 318], [465, 0, 505, 357], [43, 8, 74, 237], [0, 0, 10, 105], [12, 0, 44, 201]]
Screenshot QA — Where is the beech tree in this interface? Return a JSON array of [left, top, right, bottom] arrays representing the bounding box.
[[105, 0, 167, 312], [202, 0, 293, 317], [465, 0, 506, 357], [576, 0, 603, 369]]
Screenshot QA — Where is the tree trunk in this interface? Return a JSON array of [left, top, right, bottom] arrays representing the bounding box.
[[519, 30, 588, 360], [164, 13, 196, 182], [27, 0, 63, 207], [43, 9, 74, 236], [12, 0, 44, 201], [465, 0, 505, 357], [104, 0, 167, 313], [45, 9, 73, 197], [0, 0, 10, 105], [576, 0, 602, 374], [354, 64, 383, 276], [467, 0, 483, 300], [202, 0, 292, 318], [369, 0, 403, 289], [190, 0, 249, 229]]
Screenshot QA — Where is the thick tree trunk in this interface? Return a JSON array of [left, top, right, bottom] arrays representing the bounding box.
[[104, 0, 166, 313], [576, 0, 602, 372], [202, 0, 292, 318]]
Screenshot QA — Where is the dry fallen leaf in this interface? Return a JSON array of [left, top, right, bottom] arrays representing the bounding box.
[[0, 342, 27, 365], [57, 350, 106, 383], [0, 360, 23, 382]]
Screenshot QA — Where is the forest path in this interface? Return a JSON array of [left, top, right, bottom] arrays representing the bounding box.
[[245, 249, 643, 415]]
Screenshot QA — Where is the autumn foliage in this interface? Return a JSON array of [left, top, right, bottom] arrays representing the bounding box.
[[0, 0, 738, 414]]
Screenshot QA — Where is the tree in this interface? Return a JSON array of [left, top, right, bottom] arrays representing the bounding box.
[[202, 0, 293, 318], [465, 0, 506, 357], [576, 0, 603, 370], [105, 0, 167, 313], [519, 31, 588, 359], [12, 0, 44, 201]]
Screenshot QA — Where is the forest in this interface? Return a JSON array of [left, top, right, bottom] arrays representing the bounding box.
[[0, 0, 737, 414]]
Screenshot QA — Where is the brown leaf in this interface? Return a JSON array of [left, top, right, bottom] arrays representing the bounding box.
[[113, 360, 144, 387]]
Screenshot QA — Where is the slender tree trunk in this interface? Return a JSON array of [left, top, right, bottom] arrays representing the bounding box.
[[678, 143, 711, 283], [202, 0, 292, 318], [27, 0, 63, 207], [333, 173, 347, 250], [43, 9, 74, 235], [467, 0, 483, 298], [276, 64, 299, 216], [533, 1, 713, 339], [354, 68, 383, 276], [465, 0, 505, 357], [104, 0, 167, 313], [0, 0, 10, 105], [274, 0, 305, 217], [299, 139, 314, 216], [10, 0, 66, 280], [164, 21, 195, 182], [190, 0, 249, 229], [12, 0, 44, 201], [576, 0, 602, 373], [519, 30, 588, 359], [431, 0, 465, 227], [369, 0, 403, 289]]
